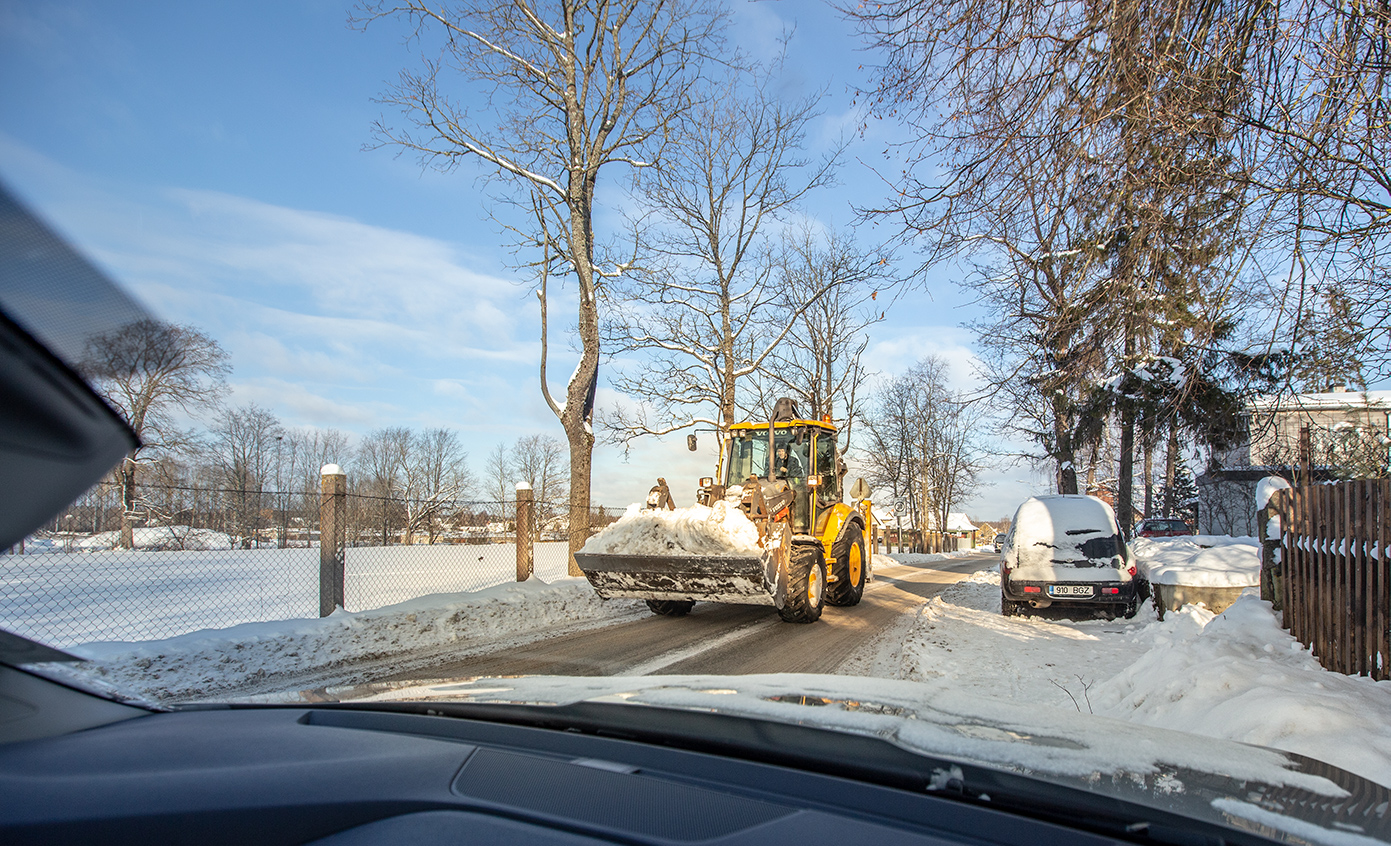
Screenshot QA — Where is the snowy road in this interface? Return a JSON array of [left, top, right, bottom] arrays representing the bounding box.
[[362, 552, 993, 685]]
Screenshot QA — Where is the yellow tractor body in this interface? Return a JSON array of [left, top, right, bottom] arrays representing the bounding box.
[[574, 405, 873, 623]]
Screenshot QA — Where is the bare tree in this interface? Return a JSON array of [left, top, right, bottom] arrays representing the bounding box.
[[757, 227, 892, 454], [511, 433, 568, 534], [484, 441, 514, 505], [355, 427, 406, 545], [601, 65, 841, 444], [860, 356, 986, 551], [847, 0, 1253, 533], [358, 0, 726, 571], [209, 405, 284, 547], [79, 319, 230, 548], [404, 428, 474, 542], [511, 433, 567, 504]]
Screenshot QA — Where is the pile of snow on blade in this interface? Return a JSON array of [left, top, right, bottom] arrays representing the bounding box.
[[582, 501, 762, 556], [1132, 535, 1260, 587]]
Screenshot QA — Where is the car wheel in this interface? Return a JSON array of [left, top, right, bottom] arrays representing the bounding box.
[[1001, 592, 1024, 617]]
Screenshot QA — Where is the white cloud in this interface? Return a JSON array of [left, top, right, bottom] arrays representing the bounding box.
[[864, 325, 984, 390]]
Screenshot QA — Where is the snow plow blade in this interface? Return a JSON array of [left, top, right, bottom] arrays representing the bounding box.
[[573, 551, 782, 606]]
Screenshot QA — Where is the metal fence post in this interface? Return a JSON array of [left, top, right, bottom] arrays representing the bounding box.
[[320, 465, 346, 616], [516, 483, 534, 581]]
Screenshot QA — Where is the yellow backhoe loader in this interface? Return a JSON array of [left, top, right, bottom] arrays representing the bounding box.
[[574, 399, 874, 623]]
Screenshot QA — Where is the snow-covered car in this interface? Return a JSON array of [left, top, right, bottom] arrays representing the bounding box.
[[999, 495, 1143, 618], [1135, 517, 1194, 538]]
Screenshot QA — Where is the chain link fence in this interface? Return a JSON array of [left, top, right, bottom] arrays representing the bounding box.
[[2, 481, 627, 648]]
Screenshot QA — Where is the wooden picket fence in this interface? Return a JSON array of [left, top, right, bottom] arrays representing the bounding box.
[[1269, 480, 1391, 679]]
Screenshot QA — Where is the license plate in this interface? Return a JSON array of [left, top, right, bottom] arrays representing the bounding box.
[[1046, 585, 1095, 598]]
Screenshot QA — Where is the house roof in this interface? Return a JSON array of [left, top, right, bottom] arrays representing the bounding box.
[[926, 512, 978, 532], [1250, 389, 1391, 412]]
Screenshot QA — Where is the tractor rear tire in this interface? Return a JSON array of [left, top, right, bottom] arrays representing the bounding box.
[[825, 527, 867, 607], [646, 599, 695, 616], [778, 544, 826, 623]]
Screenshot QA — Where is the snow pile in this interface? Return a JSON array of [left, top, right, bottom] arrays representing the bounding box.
[[1089, 595, 1391, 788], [67, 578, 643, 702], [581, 501, 762, 556], [73, 526, 235, 551], [900, 568, 1391, 787], [1256, 476, 1292, 510], [1132, 535, 1261, 587]]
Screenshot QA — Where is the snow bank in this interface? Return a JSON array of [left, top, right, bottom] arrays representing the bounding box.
[[68, 578, 642, 702], [900, 568, 1391, 788], [1133, 535, 1261, 587], [1090, 594, 1391, 789], [581, 501, 762, 556]]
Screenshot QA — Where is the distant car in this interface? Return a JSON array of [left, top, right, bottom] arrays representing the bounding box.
[[1136, 518, 1193, 538], [1000, 495, 1142, 619]]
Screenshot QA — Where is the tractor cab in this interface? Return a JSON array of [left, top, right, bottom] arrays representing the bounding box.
[[719, 420, 840, 535]]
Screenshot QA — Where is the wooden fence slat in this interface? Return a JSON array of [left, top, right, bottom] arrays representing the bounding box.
[[1357, 479, 1369, 676], [1310, 484, 1321, 661], [1324, 478, 1335, 665], [1293, 486, 1303, 646], [1374, 478, 1385, 684], [1339, 481, 1351, 673]]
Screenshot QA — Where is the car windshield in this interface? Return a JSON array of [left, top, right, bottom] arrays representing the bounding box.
[[3, 2, 1389, 841]]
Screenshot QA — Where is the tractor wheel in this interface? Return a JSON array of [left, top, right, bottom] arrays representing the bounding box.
[[825, 527, 867, 607], [778, 544, 826, 623], [646, 599, 695, 616]]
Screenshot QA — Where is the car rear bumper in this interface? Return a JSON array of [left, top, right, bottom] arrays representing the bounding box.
[[1002, 578, 1139, 606]]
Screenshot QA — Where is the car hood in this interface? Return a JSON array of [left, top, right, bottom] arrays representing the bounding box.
[[299, 671, 1387, 844]]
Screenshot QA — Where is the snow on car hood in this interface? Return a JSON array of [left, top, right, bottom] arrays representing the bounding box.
[[334, 671, 1344, 797], [317, 671, 1391, 843]]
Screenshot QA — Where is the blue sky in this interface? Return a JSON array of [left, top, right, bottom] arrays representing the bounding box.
[[0, 0, 1038, 519]]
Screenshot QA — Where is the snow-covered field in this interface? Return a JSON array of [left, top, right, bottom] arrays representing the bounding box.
[[2, 541, 572, 647], [899, 568, 1391, 788]]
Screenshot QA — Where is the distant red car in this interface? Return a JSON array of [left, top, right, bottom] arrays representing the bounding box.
[[1135, 518, 1193, 538]]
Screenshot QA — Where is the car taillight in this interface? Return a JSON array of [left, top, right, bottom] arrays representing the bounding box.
[[1103, 587, 1120, 594], [1128, 566, 1136, 577], [1023, 586, 1041, 593]]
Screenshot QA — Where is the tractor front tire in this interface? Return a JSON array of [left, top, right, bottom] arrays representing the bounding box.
[[778, 543, 826, 623], [646, 599, 695, 616], [825, 527, 867, 607]]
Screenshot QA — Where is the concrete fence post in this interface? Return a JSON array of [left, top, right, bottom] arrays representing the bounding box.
[[319, 464, 347, 617], [516, 483, 534, 582]]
